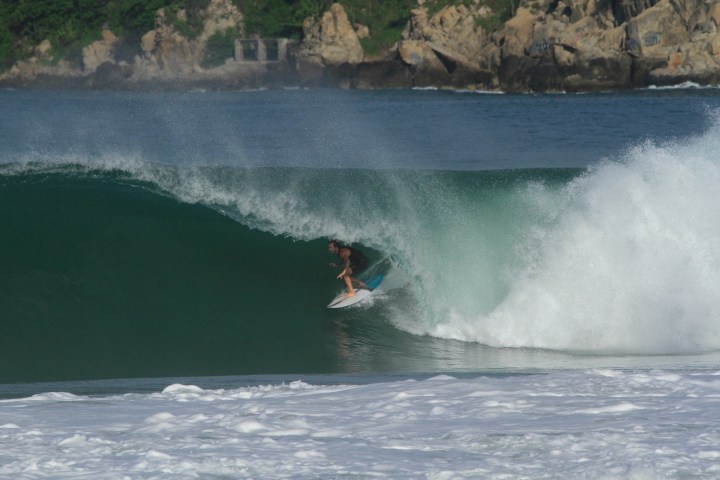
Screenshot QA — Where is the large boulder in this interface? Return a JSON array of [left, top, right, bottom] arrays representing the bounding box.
[[397, 39, 445, 70], [402, 4, 491, 70], [497, 7, 537, 59], [134, 9, 199, 78], [491, 1, 633, 91], [625, 0, 691, 61], [623, 0, 715, 84], [133, 0, 244, 79], [82, 29, 120, 73], [300, 3, 364, 65], [648, 33, 720, 84], [397, 3, 497, 88]]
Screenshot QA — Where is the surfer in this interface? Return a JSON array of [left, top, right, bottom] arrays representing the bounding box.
[[328, 240, 368, 297]]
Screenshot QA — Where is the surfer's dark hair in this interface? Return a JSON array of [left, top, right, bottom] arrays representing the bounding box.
[[328, 239, 342, 248]]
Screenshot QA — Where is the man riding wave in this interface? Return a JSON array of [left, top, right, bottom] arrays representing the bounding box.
[[328, 240, 368, 297]]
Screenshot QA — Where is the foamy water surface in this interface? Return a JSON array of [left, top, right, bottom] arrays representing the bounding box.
[[2, 369, 720, 478]]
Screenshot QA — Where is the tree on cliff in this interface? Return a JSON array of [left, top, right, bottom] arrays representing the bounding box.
[[0, 2, 16, 69], [6, 0, 108, 64], [0, 0, 207, 68]]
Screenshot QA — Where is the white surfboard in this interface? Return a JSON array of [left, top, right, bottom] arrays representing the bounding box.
[[327, 274, 384, 309], [327, 288, 373, 308]]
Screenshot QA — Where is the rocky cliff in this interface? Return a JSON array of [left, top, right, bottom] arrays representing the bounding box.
[[133, 0, 244, 79], [388, 0, 720, 91], [0, 0, 267, 89], [2, 0, 720, 91]]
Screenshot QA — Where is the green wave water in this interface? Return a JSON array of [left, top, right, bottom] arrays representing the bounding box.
[[4, 136, 720, 383], [0, 163, 576, 382], [0, 171, 335, 381]]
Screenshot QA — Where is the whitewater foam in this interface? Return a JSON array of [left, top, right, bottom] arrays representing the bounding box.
[[1, 370, 719, 478], [434, 124, 720, 354], [646, 81, 720, 90]]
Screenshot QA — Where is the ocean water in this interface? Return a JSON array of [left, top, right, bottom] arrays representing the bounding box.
[[2, 87, 720, 478]]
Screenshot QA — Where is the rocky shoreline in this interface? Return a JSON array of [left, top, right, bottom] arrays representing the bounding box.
[[2, 0, 720, 92]]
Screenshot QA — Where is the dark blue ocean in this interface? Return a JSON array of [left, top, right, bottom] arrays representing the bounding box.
[[2, 87, 716, 170]]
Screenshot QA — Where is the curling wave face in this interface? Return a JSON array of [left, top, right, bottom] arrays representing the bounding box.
[[4, 120, 720, 379]]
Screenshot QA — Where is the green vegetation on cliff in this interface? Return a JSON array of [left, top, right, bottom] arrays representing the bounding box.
[[4, 0, 105, 66], [3, 0, 182, 67], [341, 0, 415, 56], [0, 0, 511, 71], [202, 27, 240, 67], [0, 2, 16, 69], [236, 0, 321, 37]]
